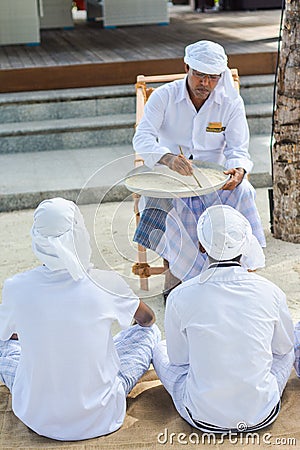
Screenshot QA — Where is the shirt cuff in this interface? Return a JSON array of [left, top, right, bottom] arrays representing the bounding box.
[[224, 158, 253, 174], [141, 147, 171, 169]]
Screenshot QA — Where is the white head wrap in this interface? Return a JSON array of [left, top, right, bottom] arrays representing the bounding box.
[[197, 205, 265, 269], [184, 40, 238, 100], [31, 198, 92, 281]]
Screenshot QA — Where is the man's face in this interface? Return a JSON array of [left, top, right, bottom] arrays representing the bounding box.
[[185, 64, 221, 101]]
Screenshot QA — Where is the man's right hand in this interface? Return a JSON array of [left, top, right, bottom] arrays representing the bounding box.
[[159, 153, 193, 176]]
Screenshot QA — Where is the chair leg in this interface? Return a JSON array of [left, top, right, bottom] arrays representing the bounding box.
[[163, 259, 181, 302], [137, 244, 149, 291]]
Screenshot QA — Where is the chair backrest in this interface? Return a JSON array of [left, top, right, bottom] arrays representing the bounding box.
[[134, 69, 240, 163]]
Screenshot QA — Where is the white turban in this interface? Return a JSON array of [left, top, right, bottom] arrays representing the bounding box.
[[184, 40, 238, 100], [31, 198, 92, 281], [197, 205, 265, 269]]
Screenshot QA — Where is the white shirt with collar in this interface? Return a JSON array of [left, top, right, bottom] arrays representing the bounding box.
[[133, 76, 253, 173], [164, 264, 294, 428]]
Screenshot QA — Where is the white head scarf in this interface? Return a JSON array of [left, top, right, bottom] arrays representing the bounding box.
[[184, 40, 238, 100], [197, 205, 265, 269], [31, 198, 92, 281]]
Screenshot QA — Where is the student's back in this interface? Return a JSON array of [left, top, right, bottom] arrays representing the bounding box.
[[153, 205, 294, 433], [166, 267, 292, 428], [3, 266, 139, 440], [0, 198, 159, 441]]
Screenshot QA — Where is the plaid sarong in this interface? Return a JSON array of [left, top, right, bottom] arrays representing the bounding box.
[[0, 339, 21, 392], [134, 179, 266, 281], [294, 322, 300, 377]]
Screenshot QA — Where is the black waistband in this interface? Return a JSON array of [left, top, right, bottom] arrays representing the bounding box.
[[186, 401, 280, 434], [208, 261, 241, 269]]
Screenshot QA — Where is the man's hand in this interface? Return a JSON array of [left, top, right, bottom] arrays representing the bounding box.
[[10, 333, 18, 340], [222, 167, 245, 190], [159, 153, 193, 176]]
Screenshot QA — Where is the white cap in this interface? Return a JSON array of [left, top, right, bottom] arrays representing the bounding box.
[[184, 40, 238, 100], [197, 205, 265, 269], [184, 40, 227, 74], [31, 198, 91, 281]]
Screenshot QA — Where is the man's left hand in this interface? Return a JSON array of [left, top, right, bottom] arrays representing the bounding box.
[[222, 168, 245, 190], [10, 333, 18, 340]]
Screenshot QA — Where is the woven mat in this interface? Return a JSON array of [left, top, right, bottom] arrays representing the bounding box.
[[1, 370, 299, 449]]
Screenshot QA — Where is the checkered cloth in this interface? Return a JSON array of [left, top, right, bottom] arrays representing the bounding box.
[[0, 339, 21, 392], [114, 324, 161, 395], [294, 322, 300, 377], [134, 179, 266, 281]]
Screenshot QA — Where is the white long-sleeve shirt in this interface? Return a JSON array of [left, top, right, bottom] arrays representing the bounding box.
[[133, 76, 253, 173], [0, 267, 139, 441], [165, 265, 294, 428]]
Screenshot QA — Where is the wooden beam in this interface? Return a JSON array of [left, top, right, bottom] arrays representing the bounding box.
[[228, 52, 278, 76], [0, 59, 184, 93], [0, 52, 277, 93]]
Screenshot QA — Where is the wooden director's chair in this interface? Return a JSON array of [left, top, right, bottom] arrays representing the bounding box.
[[132, 70, 240, 290]]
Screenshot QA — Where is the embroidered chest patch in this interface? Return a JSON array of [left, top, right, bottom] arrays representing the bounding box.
[[206, 122, 226, 133]]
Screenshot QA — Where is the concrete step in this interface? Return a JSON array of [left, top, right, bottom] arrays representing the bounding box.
[[245, 103, 273, 136], [142, 75, 275, 107], [0, 75, 274, 155], [0, 134, 272, 212], [0, 85, 136, 124], [0, 101, 272, 154], [0, 114, 135, 154], [240, 74, 275, 105], [0, 75, 273, 125], [248, 134, 272, 188]]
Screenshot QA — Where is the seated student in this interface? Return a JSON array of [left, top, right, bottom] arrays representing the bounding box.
[[0, 198, 160, 441], [153, 205, 294, 433]]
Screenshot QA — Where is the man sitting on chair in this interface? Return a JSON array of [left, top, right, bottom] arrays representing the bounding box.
[[133, 40, 265, 297], [153, 205, 294, 433]]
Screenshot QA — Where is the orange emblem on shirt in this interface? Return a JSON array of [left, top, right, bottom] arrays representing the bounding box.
[[206, 122, 226, 133]]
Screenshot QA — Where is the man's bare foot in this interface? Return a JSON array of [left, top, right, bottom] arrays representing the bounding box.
[[10, 333, 18, 340]]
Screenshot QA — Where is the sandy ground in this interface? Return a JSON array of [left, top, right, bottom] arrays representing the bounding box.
[[0, 188, 299, 333]]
